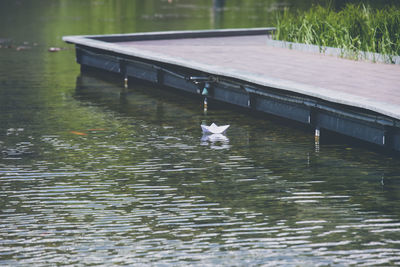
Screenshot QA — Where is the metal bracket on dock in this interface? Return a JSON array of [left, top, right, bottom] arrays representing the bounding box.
[[187, 76, 219, 96], [187, 76, 219, 84]]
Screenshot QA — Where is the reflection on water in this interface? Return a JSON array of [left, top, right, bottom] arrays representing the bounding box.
[[1, 0, 400, 266], [201, 133, 230, 150], [212, 0, 225, 29]]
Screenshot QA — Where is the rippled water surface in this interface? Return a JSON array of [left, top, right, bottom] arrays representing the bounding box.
[[1, 0, 400, 266]]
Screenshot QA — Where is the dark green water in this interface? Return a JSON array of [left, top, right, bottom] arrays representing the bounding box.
[[1, 0, 400, 266]]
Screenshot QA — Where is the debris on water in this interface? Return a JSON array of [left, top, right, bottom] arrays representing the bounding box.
[[16, 45, 31, 51], [0, 39, 40, 50], [0, 38, 14, 49], [48, 47, 63, 52], [201, 123, 230, 134], [0, 38, 12, 45], [70, 131, 88, 136]]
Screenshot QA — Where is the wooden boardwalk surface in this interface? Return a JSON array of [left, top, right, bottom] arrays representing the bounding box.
[[119, 35, 400, 119]]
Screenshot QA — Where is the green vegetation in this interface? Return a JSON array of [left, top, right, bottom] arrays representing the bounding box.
[[274, 4, 400, 60]]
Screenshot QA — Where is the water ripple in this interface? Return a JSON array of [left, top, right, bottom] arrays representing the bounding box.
[[2, 70, 400, 267]]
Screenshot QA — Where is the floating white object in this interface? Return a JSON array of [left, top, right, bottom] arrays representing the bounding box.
[[201, 123, 230, 134]]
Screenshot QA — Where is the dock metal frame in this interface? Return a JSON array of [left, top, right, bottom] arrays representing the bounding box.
[[63, 28, 400, 152]]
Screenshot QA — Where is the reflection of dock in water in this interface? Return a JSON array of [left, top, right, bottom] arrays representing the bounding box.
[[211, 0, 225, 28], [65, 28, 400, 152], [75, 72, 203, 126]]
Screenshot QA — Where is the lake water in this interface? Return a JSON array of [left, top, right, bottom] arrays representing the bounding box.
[[1, 0, 400, 266]]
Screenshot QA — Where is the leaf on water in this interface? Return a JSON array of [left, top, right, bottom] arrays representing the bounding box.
[[70, 131, 88, 136]]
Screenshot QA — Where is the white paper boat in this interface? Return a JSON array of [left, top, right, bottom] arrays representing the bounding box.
[[201, 123, 230, 134]]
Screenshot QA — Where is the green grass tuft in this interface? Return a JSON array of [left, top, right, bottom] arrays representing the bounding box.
[[274, 4, 400, 61]]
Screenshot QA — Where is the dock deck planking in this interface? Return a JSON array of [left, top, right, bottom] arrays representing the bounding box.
[[118, 35, 400, 120]]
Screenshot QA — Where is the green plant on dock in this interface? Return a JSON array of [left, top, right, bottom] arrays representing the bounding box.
[[274, 4, 400, 61]]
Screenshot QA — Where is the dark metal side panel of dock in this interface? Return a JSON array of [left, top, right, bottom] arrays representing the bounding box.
[[63, 28, 400, 152]]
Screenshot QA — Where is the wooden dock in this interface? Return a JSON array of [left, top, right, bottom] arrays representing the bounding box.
[[63, 28, 400, 152]]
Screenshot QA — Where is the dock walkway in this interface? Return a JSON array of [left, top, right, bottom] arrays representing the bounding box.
[[63, 28, 400, 151], [119, 35, 400, 119]]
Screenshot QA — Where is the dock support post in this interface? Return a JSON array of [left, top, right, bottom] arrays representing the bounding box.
[[157, 68, 164, 85], [383, 127, 396, 149]]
